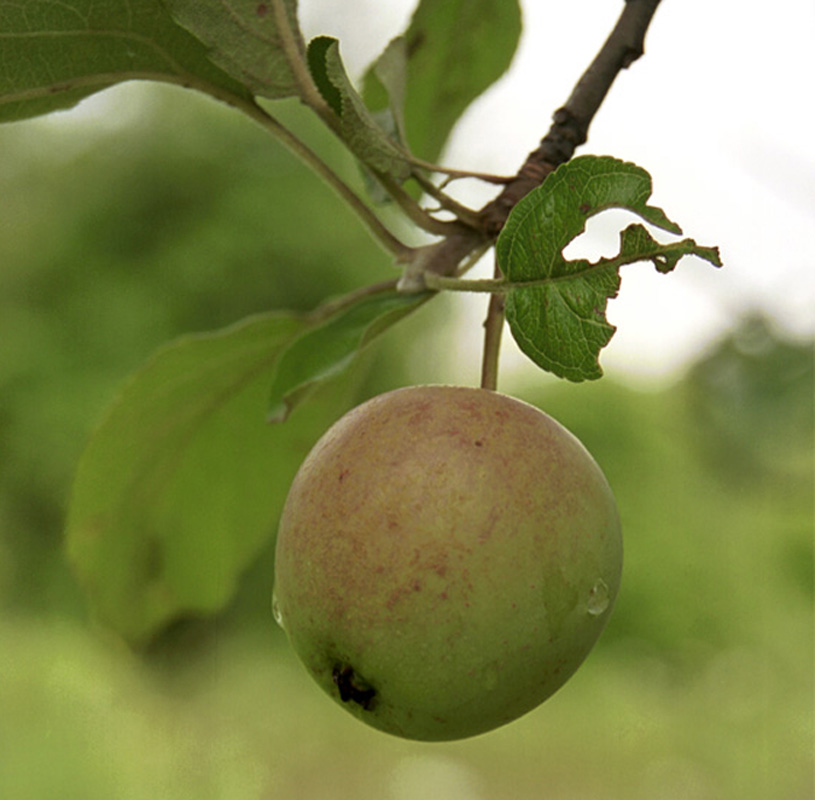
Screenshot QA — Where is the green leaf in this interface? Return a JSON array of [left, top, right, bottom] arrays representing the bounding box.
[[268, 286, 431, 422], [0, 0, 253, 124], [165, 0, 302, 99], [496, 156, 723, 382], [65, 313, 350, 645], [307, 36, 412, 182], [368, 36, 409, 146], [364, 0, 522, 162]]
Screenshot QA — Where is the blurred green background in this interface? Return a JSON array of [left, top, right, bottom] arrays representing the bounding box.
[[1, 83, 812, 799]]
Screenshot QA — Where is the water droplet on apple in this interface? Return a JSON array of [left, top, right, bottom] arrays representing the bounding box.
[[272, 590, 286, 630], [586, 579, 609, 616]]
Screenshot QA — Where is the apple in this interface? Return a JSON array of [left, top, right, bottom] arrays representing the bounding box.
[[273, 385, 622, 741]]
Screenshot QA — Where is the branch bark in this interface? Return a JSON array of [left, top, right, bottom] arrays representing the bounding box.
[[480, 0, 663, 235], [409, 0, 664, 284]]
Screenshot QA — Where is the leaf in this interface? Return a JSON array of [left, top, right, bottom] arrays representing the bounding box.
[[364, 0, 522, 162], [165, 0, 302, 99], [496, 156, 723, 382], [307, 36, 412, 182], [268, 286, 430, 422], [368, 36, 409, 145], [0, 0, 253, 124], [65, 312, 351, 645]]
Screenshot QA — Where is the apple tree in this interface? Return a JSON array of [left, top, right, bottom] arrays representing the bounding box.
[[0, 0, 720, 739]]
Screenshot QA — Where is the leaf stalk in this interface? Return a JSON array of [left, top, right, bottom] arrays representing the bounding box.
[[270, 0, 338, 131], [234, 98, 412, 259]]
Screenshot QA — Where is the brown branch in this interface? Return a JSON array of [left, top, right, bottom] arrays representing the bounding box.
[[399, 0, 663, 393], [399, 0, 664, 394], [480, 0, 663, 235], [403, 0, 663, 287]]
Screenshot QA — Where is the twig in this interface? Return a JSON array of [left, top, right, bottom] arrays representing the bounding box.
[[307, 278, 401, 321], [405, 0, 664, 393], [408, 158, 514, 185], [377, 173, 469, 237], [234, 98, 413, 260], [412, 172, 484, 230], [480, 0, 663, 234], [270, 0, 338, 130], [408, 0, 665, 286]]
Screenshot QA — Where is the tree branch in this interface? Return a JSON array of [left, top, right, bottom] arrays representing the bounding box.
[[398, 0, 664, 394], [236, 99, 413, 260], [480, 0, 663, 235], [270, 0, 339, 131], [403, 0, 664, 290]]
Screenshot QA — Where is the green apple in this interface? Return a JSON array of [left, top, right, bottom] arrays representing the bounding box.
[[273, 385, 622, 741]]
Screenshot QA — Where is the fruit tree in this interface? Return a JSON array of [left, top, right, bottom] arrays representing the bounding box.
[[1, 0, 721, 740]]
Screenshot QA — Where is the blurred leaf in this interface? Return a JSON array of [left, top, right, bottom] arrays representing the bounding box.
[[0, 0, 253, 123], [368, 36, 409, 145], [165, 0, 302, 99], [364, 0, 522, 162], [65, 312, 349, 645], [268, 286, 431, 422], [685, 314, 815, 479], [496, 156, 722, 382], [307, 36, 412, 182]]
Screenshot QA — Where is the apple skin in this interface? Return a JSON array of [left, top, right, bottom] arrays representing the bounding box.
[[273, 385, 622, 741]]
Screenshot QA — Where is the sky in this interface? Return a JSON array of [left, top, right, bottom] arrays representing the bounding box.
[[37, 0, 815, 385], [299, 0, 815, 384]]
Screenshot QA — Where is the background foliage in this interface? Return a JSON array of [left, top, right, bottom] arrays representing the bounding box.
[[0, 67, 812, 800]]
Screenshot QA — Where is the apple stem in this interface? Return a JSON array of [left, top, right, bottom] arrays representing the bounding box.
[[480, 260, 506, 391]]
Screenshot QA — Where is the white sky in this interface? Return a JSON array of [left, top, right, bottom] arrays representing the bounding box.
[[39, 0, 815, 385], [300, 0, 815, 385]]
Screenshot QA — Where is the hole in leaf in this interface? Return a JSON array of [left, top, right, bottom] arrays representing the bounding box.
[[562, 209, 650, 262]]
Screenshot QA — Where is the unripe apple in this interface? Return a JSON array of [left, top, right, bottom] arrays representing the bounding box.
[[273, 385, 622, 741]]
